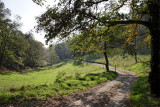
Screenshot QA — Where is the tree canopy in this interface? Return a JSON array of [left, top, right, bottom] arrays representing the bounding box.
[[35, 0, 149, 42], [68, 25, 126, 71], [0, 1, 47, 71]]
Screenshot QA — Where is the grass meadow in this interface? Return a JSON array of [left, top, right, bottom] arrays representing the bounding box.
[[0, 61, 117, 105]]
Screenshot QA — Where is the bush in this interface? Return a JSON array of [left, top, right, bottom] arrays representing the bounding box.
[[55, 71, 66, 83]]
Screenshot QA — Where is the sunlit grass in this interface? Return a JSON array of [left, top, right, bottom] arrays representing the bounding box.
[[86, 54, 150, 69], [0, 61, 117, 104]]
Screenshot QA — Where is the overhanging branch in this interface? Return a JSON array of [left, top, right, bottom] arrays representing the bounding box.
[[83, 0, 109, 5], [88, 13, 150, 28], [106, 20, 150, 28]]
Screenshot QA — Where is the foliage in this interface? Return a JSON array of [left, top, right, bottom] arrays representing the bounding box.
[[55, 71, 66, 83], [123, 24, 150, 62], [54, 42, 72, 60], [0, 1, 47, 71], [47, 45, 60, 65], [35, 0, 149, 43], [23, 32, 46, 68], [85, 53, 103, 62], [68, 26, 125, 62], [0, 2, 29, 71]]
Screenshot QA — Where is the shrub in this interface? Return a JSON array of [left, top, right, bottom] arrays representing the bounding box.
[[55, 71, 66, 83]]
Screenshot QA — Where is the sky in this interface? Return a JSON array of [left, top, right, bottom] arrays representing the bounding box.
[[2, 0, 54, 47]]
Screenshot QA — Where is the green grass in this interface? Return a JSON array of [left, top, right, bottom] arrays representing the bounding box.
[[86, 54, 150, 69], [86, 54, 160, 106], [0, 62, 67, 91], [0, 61, 117, 105], [129, 63, 160, 106]]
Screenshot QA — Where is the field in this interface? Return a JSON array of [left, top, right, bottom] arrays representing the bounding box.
[[86, 54, 150, 69], [86, 54, 160, 106], [0, 61, 117, 104]]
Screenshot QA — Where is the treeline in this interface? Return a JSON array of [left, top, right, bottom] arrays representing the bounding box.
[[54, 42, 72, 60], [0, 1, 46, 71], [0, 1, 74, 71], [0, 1, 73, 71]]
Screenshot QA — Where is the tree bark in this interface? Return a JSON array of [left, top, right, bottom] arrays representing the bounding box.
[[134, 52, 138, 63], [0, 33, 7, 67], [0, 55, 3, 66], [134, 25, 138, 63], [103, 42, 109, 72], [148, 0, 160, 97]]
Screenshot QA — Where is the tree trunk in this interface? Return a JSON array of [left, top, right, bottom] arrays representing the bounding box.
[[103, 42, 109, 72], [134, 52, 138, 63], [0, 32, 7, 67], [0, 53, 3, 66], [0, 43, 6, 67], [148, 0, 160, 97], [133, 24, 138, 63]]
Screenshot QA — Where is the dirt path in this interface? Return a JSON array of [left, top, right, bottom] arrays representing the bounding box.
[[39, 62, 138, 107]]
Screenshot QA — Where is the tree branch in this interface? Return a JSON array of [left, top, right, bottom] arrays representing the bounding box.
[[106, 20, 150, 28], [112, 0, 128, 11], [106, 45, 115, 48], [84, 0, 109, 5], [87, 13, 150, 28]]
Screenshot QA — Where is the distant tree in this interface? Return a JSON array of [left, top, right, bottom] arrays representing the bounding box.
[[123, 24, 151, 63], [54, 42, 72, 60], [24, 33, 46, 68], [47, 45, 60, 65]]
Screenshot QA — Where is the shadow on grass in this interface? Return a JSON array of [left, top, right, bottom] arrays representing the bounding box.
[[55, 61, 68, 68], [0, 71, 12, 75], [71, 60, 85, 66], [86, 71, 116, 76], [21, 61, 68, 74], [86, 61, 105, 65], [129, 74, 160, 106]]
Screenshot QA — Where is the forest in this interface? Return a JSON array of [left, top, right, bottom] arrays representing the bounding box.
[[0, 0, 160, 106]]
